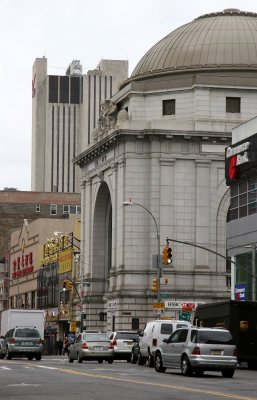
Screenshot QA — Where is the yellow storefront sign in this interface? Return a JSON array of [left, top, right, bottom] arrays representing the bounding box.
[[58, 249, 73, 274]]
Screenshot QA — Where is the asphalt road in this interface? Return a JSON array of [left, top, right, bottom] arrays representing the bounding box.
[[0, 356, 256, 400]]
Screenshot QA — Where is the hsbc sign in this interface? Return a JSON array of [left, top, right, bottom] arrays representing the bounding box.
[[225, 133, 257, 184], [165, 301, 197, 310]]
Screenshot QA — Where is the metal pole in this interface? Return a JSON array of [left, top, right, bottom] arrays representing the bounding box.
[[123, 202, 161, 302], [252, 245, 256, 301], [80, 256, 84, 332]]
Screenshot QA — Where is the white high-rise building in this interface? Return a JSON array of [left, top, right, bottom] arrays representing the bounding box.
[[31, 58, 128, 192]]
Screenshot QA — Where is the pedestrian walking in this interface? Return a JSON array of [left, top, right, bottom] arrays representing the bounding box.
[[63, 337, 69, 355], [56, 338, 63, 355]]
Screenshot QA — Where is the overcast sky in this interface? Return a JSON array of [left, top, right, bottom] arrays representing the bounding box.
[[1, 0, 257, 191]]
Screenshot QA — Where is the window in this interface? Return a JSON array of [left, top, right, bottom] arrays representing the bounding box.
[[49, 75, 58, 103], [226, 97, 241, 113], [63, 205, 69, 215], [63, 205, 81, 215], [35, 204, 40, 213], [50, 204, 57, 215], [160, 323, 173, 335], [228, 176, 257, 221], [163, 99, 175, 115]]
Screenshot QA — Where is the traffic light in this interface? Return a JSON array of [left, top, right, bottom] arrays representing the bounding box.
[[162, 245, 172, 265], [67, 281, 73, 291], [62, 279, 73, 291], [151, 278, 158, 293]]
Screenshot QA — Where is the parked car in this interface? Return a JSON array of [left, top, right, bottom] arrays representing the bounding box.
[[109, 331, 140, 361], [138, 319, 192, 367], [0, 326, 43, 360], [0, 337, 4, 352], [131, 337, 140, 364], [68, 331, 114, 364], [154, 327, 238, 377]]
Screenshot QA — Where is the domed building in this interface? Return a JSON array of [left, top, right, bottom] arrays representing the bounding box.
[[75, 9, 257, 331]]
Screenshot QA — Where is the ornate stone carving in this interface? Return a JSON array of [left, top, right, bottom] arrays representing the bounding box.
[[93, 100, 118, 143]]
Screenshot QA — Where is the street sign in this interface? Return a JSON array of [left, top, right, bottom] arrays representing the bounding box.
[[160, 276, 171, 285], [160, 293, 172, 299], [152, 303, 165, 310], [179, 310, 191, 321]]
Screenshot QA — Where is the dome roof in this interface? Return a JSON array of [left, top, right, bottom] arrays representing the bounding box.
[[131, 9, 257, 80]]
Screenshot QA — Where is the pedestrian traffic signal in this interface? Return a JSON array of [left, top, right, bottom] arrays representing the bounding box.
[[151, 278, 158, 293], [62, 280, 67, 291], [162, 245, 172, 265]]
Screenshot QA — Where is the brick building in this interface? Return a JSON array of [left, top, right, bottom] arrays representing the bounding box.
[[0, 190, 80, 311]]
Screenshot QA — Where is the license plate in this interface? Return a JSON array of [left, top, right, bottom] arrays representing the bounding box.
[[94, 346, 103, 351], [21, 341, 33, 346], [212, 349, 222, 355]]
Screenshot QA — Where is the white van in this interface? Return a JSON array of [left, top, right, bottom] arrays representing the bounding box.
[[138, 319, 192, 366]]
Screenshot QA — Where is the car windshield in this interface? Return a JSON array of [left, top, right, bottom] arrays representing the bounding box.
[[83, 334, 110, 341], [115, 332, 139, 340], [198, 330, 235, 345], [15, 328, 40, 338]]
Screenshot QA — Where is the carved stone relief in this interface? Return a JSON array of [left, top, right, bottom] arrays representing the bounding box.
[[92, 100, 119, 143]]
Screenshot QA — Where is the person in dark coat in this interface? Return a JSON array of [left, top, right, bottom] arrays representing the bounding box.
[[56, 338, 63, 355]]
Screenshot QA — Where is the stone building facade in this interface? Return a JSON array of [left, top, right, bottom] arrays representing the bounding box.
[[74, 10, 257, 332]]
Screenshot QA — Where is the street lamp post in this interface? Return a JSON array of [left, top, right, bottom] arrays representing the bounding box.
[[245, 245, 256, 301], [123, 201, 162, 303]]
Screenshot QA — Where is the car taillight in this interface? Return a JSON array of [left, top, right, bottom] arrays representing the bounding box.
[[39, 339, 44, 346], [192, 346, 200, 355], [152, 339, 157, 347], [81, 341, 88, 349], [112, 339, 117, 346], [10, 337, 15, 344], [109, 342, 114, 349]]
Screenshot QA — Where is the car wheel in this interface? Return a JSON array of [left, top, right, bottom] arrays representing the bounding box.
[[35, 354, 42, 361], [28, 355, 33, 360], [77, 352, 83, 363], [221, 369, 235, 378], [154, 351, 166, 373], [107, 359, 113, 364], [137, 352, 146, 365], [69, 353, 74, 363], [148, 353, 154, 368], [181, 355, 193, 376], [98, 359, 103, 364], [131, 352, 138, 364], [6, 348, 12, 360], [0, 351, 5, 359]]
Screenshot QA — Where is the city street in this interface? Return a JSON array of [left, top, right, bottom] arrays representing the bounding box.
[[0, 357, 256, 400]]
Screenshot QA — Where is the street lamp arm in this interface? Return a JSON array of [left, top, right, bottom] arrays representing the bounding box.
[[123, 200, 161, 302], [166, 237, 252, 276]]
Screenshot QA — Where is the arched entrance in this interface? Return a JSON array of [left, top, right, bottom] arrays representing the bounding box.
[[92, 182, 112, 294]]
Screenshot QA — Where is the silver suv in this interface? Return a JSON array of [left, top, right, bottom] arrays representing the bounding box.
[[109, 331, 140, 361], [154, 327, 237, 377], [0, 326, 43, 360]]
